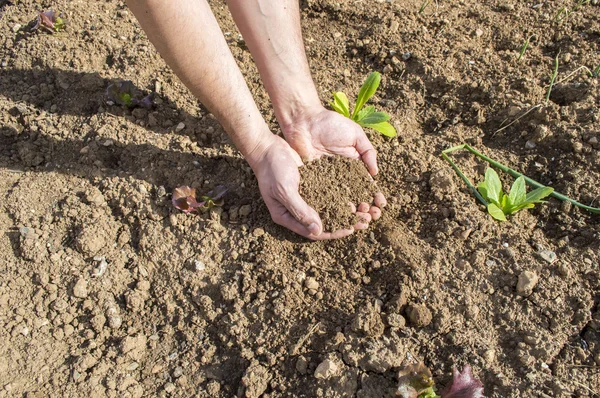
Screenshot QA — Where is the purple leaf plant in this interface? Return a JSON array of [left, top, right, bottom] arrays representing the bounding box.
[[106, 80, 155, 109], [32, 10, 67, 33], [172, 185, 227, 213]]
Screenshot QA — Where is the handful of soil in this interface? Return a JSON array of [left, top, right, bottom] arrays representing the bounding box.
[[299, 156, 376, 231]]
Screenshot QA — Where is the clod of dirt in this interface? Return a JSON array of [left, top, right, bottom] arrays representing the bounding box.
[[550, 82, 590, 105], [406, 303, 433, 328], [314, 358, 339, 379], [299, 156, 375, 231], [516, 271, 539, 296], [351, 301, 385, 337], [241, 361, 271, 398]]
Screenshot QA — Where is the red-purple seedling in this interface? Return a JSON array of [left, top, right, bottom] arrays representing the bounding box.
[[106, 81, 155, 109], [172, 185, 227, 213], [33, 10, 67, 33], [440, 366, 484, 398]]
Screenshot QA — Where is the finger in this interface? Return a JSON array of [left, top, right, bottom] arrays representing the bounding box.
[[353, 221, 369, 230], [369, 206, 382, 220], [374, 192, 387, 208], [314, 227, 354, 240], [277, 187, 323, 236], [349, 202, 357, 213], [356, 132, 378, 176], [357, 202, 370, 213], [356, 211, 372, 223]]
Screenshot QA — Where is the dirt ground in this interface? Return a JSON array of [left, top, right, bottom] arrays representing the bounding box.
[[1, 0, 599, 397]]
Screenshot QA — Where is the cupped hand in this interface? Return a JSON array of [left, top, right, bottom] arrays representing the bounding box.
[[249, 134, 365, 240], [281, 106, 379, 176]]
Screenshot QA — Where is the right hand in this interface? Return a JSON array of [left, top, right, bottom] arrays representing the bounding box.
[[248, 135, 357, 240]]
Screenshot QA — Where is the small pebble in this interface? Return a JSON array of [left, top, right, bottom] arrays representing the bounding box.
[[525, 140, 536, 149], [538, 250, 557, 264], [314, 359, 338, 379], [402, 52, 412, 61], [304, 277, 319, 290], [194, 260, 206, 272], [175, 122, 185, 132]]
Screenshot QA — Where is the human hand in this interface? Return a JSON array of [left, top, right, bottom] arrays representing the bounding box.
[[247, 134, 377, 240], [280, 105, 387, 220]]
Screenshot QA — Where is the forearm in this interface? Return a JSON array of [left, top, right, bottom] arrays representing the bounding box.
[[227, 0, 322, 129], [126, 0, 273, 167]]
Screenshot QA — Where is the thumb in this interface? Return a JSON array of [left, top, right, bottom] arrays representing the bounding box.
[[280, 188, 323, 236]]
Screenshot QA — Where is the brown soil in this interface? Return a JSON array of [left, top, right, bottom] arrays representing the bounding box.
[[1, 1, 600, 397], [299, 156, 375, 231]]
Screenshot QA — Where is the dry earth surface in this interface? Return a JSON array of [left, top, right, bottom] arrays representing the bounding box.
[[1, 0, 600, 397]]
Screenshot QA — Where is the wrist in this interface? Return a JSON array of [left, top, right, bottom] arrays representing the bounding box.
[[244, 131, 278, 171], [272, 82, 323, 133]]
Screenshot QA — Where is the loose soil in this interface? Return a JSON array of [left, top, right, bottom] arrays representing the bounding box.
[[1, 0, 599, 397], [299, 156, 375, 231]]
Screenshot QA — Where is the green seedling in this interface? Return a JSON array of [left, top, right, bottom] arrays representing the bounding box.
[[418, 0, 433, 14], [553, 0, 590, 23], [517, 35, 532, 62], [545, 51, 560, 103], [477, 168, 553, 221], [593, 64, 600, 77], [331, 72, 397, 137], [441, 144, 600, 218]]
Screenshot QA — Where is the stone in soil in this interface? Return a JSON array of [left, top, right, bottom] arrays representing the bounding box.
[[299, 156, 375, 231], [517, 271, 539, 296]]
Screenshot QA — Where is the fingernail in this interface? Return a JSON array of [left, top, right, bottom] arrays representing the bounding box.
[[308, 222, 321, 236]]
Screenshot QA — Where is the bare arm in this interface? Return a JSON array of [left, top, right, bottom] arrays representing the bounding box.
[[227, 0, 380, 176], [126, 0, 272, 166]]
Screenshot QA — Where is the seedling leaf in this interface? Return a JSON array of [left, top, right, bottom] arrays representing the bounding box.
[[355, 105, 375, 122], [331, 92, 350, 118], [359, 111, 390, 125], [525, 186, 554, 203], [488, 203, 507, 221], [482, 168, 502, 205], [361, 121, 397, 137], [508, 176, 526, 207], [352, 72, 381, 119]]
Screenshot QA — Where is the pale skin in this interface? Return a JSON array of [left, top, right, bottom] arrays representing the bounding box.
[[126, 0, 387, 240]]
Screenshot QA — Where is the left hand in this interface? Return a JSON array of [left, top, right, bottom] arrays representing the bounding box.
[[280, 106, 379, 176]]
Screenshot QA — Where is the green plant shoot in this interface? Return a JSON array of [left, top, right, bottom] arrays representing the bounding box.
[[418, 387, 441, 398], [477, 168, 553, 221], [331, 72, 397, 137]]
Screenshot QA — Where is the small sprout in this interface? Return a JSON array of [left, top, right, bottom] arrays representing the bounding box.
[[33, 10, 67, 33], [517, 35, 532, 62], [396, 363, 438, 398], [418, 0, 433, 14], [545, 51, 560, 103], [106, 80, 155, 109], [172, 185, 227, 213], [440, 366, 484, 398], [593, 64, 600, 77], [477, 168, 553, 221], [331, 72, 397, 137]]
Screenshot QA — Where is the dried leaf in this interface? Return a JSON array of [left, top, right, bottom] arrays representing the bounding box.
[[440, 366, 484, 398]]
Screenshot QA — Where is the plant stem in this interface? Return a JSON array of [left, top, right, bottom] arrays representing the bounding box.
[[441, 144, 600, 214], [517, 36, 532, 62]]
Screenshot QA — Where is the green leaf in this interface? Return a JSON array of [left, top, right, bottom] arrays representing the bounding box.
[[508, 176, 527, 207], [331, 92, 350, 118], [508, 202, 535, 213], [484, 168, 503, 206], [477, 181, 488, 200], [361, 121, 397, 137], [417, 387, 441, 398], [352, 72, 381, 119], [359, 111, 390, 125], [488, 203, 507, 221], [525, 186, 554, 203], [355, 105, 375, 122]]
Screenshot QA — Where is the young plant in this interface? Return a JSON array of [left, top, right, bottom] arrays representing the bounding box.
[[442, 144, 600, 216], [545, 51, 560, 103], [418, 0, 433, 14], [172, 185, 227, 213], [33, 10, 67, 33], [331, 72, 397, 137], [593, 64, 600, 77], [397, 363, 484, 398], [477, 168, 553, 221], [517, 35, 532, 62], [106, 80, 155, 109]]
